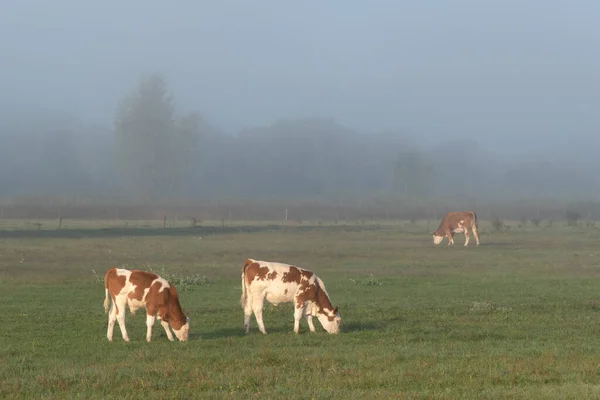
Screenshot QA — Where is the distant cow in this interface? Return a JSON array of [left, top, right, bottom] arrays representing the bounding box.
[[103, 267, 190, 342], [240, 259, 341, 334], [432, 211, 480, 247]]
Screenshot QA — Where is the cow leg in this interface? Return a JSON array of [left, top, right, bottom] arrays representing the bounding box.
[[293, 305, 306, 334], [306, 314, 316, 332], [293, 297, 308, 334], [243, 295, 254, 334], [252, 296, 267, 334], [145, 314, 156, 342], [160, 320, 175, 341], [464, 229, 470, 246], [106, 298, 117, 341], [446, 229, 454, 246], [472, 224, 481, 246], [115, 297, 130, 342]]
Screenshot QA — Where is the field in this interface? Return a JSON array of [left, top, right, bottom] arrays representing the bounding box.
[[2, 218, 600, 399]]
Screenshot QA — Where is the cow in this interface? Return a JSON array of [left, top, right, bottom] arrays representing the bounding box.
[[432, 211, 480, 247], [103, 267, 190, 342], [240, 259, 341, 335]]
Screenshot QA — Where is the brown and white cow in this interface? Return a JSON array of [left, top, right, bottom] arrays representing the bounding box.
[[432, 211, 480, 247], [240, 259, 341, 335], [103, 267, 190, 342]]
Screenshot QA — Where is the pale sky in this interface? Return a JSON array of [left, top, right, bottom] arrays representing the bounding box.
[[1, 0, 599, 152]]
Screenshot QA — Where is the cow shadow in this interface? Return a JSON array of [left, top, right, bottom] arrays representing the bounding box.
[[341, 314, 408, 333], [341, 321, 382, 333], [199, 325, 294, 340], [197, 327, 246, 340], [197, 321, 390, 339], [476, 242, 518, 247]]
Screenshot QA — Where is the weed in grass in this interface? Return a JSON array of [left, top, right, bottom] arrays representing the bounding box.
[[350, 274, 383, 286], [147, 265, 212, 292]]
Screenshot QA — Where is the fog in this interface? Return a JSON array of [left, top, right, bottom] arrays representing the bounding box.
[[1, 0, 599, 203]]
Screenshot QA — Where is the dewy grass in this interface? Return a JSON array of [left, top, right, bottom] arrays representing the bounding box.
[[1, 220, 600, 398]]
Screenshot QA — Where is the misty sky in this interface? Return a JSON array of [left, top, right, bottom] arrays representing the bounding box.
[[2, 0, 599, 152]]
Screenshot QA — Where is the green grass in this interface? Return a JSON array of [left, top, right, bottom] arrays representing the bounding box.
[[2, 220, 600, 399]]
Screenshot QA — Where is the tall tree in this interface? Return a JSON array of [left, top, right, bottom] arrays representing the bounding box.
[[115, 74, 199, 200], [171, 112, 201, 198]]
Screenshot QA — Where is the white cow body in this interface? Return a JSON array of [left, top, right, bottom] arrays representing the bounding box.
[[240, 259, 341, 334]]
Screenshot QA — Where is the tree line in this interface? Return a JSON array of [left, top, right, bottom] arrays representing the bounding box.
[[0, 74, 599, 203]]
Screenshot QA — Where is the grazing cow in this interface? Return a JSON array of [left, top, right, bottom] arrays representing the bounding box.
[[240, 259, 341, 334], [103, 267, 190, 342], [432, 211, 480, 247]]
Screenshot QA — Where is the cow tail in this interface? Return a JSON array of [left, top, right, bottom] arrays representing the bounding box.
[[240, 259, 251, 309], [471, 211, 479, 229], [103, 267, 115, 313], [103, 289, 110, 313]]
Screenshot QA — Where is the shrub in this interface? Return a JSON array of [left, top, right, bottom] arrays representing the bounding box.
[[520, 216, 528, 228], [148, 266, 211, 292], [565, 210, 581, 227], [586, 221, 596, 229], [491, 218, 504, 232]]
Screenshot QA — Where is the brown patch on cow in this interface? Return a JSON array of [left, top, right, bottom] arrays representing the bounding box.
[[104, 267, 127, 315], [267, 271, 278, 280], [295, 281, 317, 308], [282, 266, 302, 284], [166, 285, 187, 330], [244, 262, 270, 284], [288, 268, 318, 309], [144, 280, 187, 330], [300, 270, 313, 280], [127, 270, 159, 301], [284, 289, 288, 295], [314, 281, 336, 320], [242, 259, 254, 273], [144, 280, 164, 317]]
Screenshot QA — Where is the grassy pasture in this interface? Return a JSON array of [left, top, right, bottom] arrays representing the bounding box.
[[2, 219, 600, 399]]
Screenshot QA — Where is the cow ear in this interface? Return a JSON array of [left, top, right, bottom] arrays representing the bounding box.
[[333, 306, 339, 314]]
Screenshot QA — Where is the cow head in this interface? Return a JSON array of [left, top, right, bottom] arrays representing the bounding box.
[[172, 317, 190, 341], [316, 306, 341, 334], [432, 232, 444, 246]]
